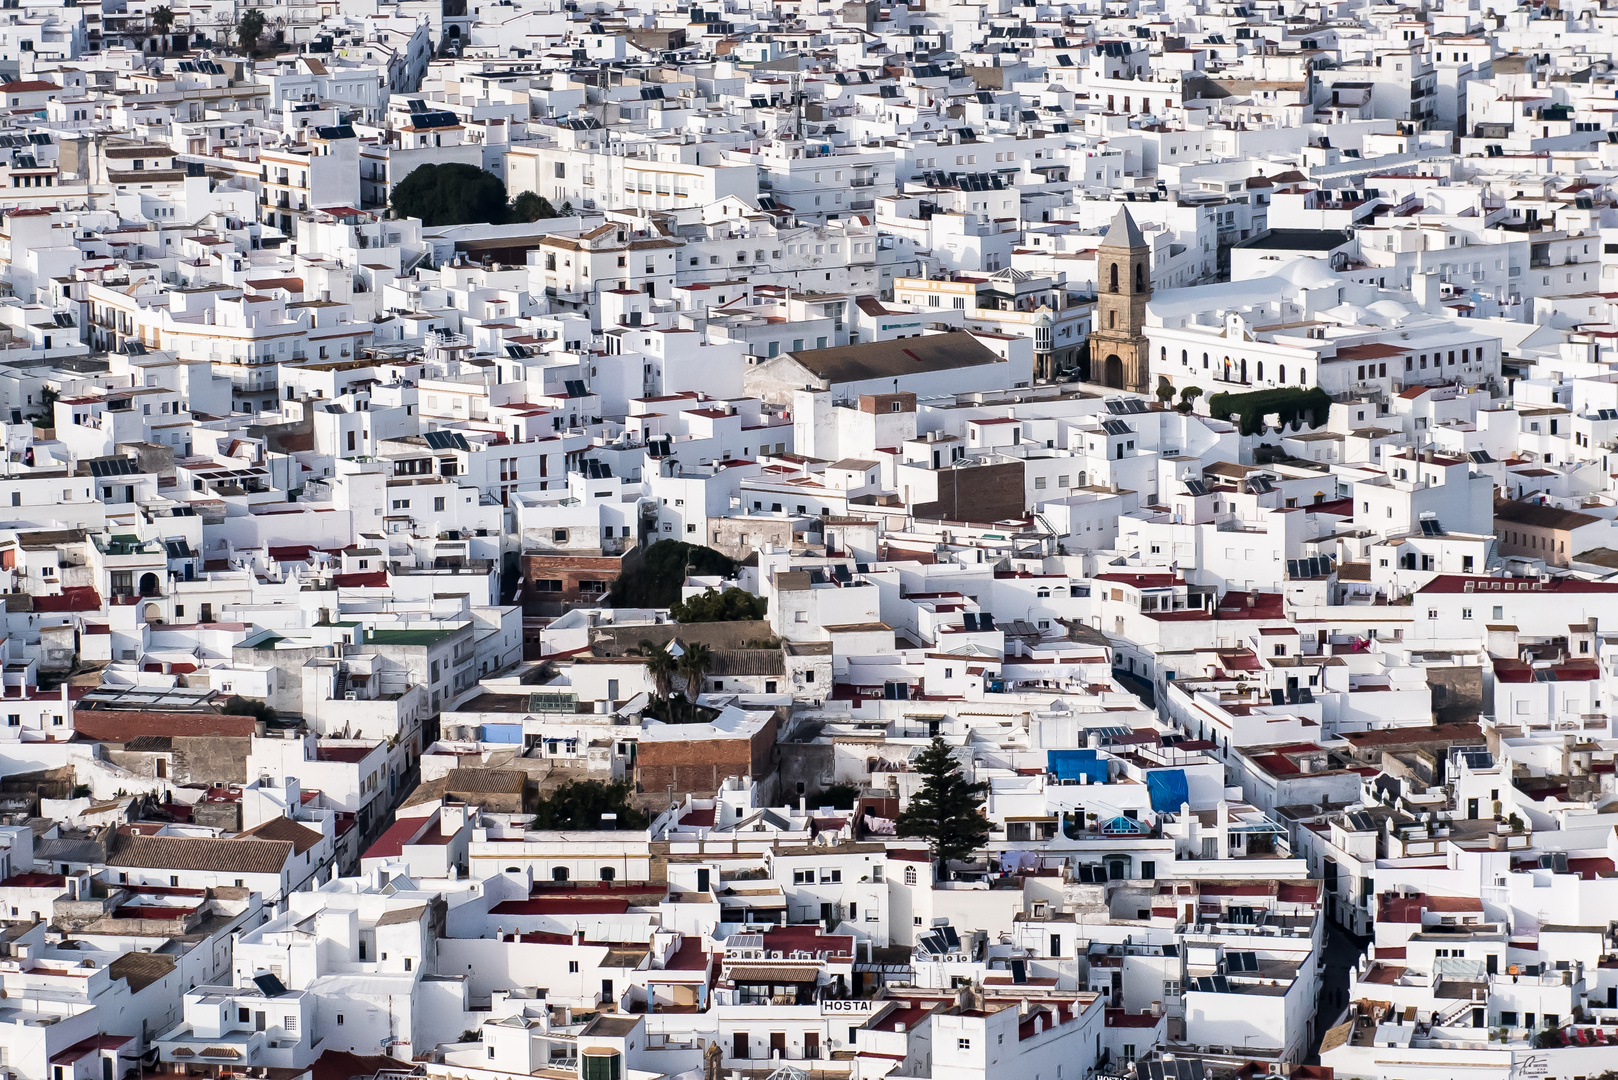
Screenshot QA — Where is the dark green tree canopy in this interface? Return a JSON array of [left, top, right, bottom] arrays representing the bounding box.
[[235, 8, 264, 51], [532, 780, 647, 830], [670, 587, 767, 623], [610, 540, 736, 607], [895, 736, 989, 874], [391, 163, 508, 227], [508, 191, 556, 222]]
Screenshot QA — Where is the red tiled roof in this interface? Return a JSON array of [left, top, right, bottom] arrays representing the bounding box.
[[73, 712, 256, 741], [331, 572, 389, 588], [489, 897, 631, 915], [34, 587, 102, 612]]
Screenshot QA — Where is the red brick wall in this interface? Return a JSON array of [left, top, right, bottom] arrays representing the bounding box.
[[635, 720, 777, 797]]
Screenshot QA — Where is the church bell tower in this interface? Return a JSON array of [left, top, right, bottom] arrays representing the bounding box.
[[1089, 207, 1151, 394]]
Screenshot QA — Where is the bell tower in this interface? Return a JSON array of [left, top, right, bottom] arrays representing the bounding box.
[[1089, 207, 1151, 393]]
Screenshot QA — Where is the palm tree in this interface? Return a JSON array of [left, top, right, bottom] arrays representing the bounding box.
[[639, 639, 675, 699], [151, 6, 174, 52], [236, 8, 265, 53], [677, 643, 713, 700]]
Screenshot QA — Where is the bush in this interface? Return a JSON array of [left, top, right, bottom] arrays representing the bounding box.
[[508, 191, 556, 222], [391, 163, 508, 227], [816, 783, 861, 810], [670, 587, 767, 623], [1205, 386, 1331, 437], [610, 541, 735, 608], [532, 780, 647, 830], [221, 695, 275, 723]]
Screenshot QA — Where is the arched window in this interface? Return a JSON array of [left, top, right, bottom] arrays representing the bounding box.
[[1109, 263, 1119, 292], [1182, 349, 1188, 366], [1278, 365, 1286, 383], [1037, 588, 1051, 598], [552, 867, 569, 882], [1078, 471, 1087, 486], [1160, 347, 1166, 363], [505, 866, 522, 874], [1299, 367, 1308, 384], [600, 867, 616, 882], [1135, 263, 1145, 290], [1202, 352, 1209, 369], [904, 865, 918, 885], [1257, 362, 1264, 382]]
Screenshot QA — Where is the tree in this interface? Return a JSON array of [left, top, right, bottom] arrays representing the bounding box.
[[391, 163, 507, 227], [508, 190, 556, 222], [609, 540, 736, 607], [1154, 378, 1175, 405], [895, 736, 989, 877], [1177, 385, 1202, 414], [532, 780, 647, 830], [676, 642, 713, 699], [30, 385, 57, 426], [220, 695, 275, 723], [816, 782, 861, 811], [151, 6, 175, 50], [235, 8, 265, 52], [639, 639, 676, 699], [670, 587, 767, 623]]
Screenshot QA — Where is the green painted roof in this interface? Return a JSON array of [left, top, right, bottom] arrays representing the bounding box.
[[366, 629, 452, 645]]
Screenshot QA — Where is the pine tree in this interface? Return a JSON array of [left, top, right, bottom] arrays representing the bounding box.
[[895, 736, 989, 877]]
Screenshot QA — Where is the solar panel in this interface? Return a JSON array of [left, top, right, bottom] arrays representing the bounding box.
[[563, 379, 587, 398], [1347, 811, 1375, 831], [1010, 959, 1027, 983], [1228, 950, 1258, 972], [253, 973, 288, 997], [88, 457, 137, 477], [1469, 449, 1493, 463], [1598, 409, 1618, 421], [1183, 479, 1209, 496], [1101, 419, 1131, 436], [423, 430, 469, 451], [1419, 518, 1446, 537], [1246, 475, 1274, 494]]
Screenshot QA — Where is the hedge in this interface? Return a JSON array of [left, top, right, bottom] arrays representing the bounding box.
[[1205, 386, 1332, 437]]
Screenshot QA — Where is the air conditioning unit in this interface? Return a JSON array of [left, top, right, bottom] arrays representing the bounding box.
[[344, 691, 358, 701]]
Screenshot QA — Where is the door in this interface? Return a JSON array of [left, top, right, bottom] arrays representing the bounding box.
[[769, 1032, 786, 1060], [696, 868, 710, 893], [601, 979, 613, 1003], [733, 1033, 748, 1060], [804, 1032, 820, 1060], [820, 902, 833, 925], [200, 603, 213, 623], [1467, 798, 1479, 820], [254, 1011, 266, 1032]]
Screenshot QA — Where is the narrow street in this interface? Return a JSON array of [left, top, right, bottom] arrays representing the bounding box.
[[1307, 919, 1371, 1063]]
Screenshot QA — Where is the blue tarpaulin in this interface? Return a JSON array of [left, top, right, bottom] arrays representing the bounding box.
[[1048, 749, 1109, 784], [1147, 769, 1189, 812]]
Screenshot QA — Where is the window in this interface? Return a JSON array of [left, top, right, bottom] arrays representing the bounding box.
[[904, 865, 917, 885], [569, 960, 579, 973], [957, 1039, 971, 1051], [819, 869, 841, 884], [336, 1014, 345, 1026]]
